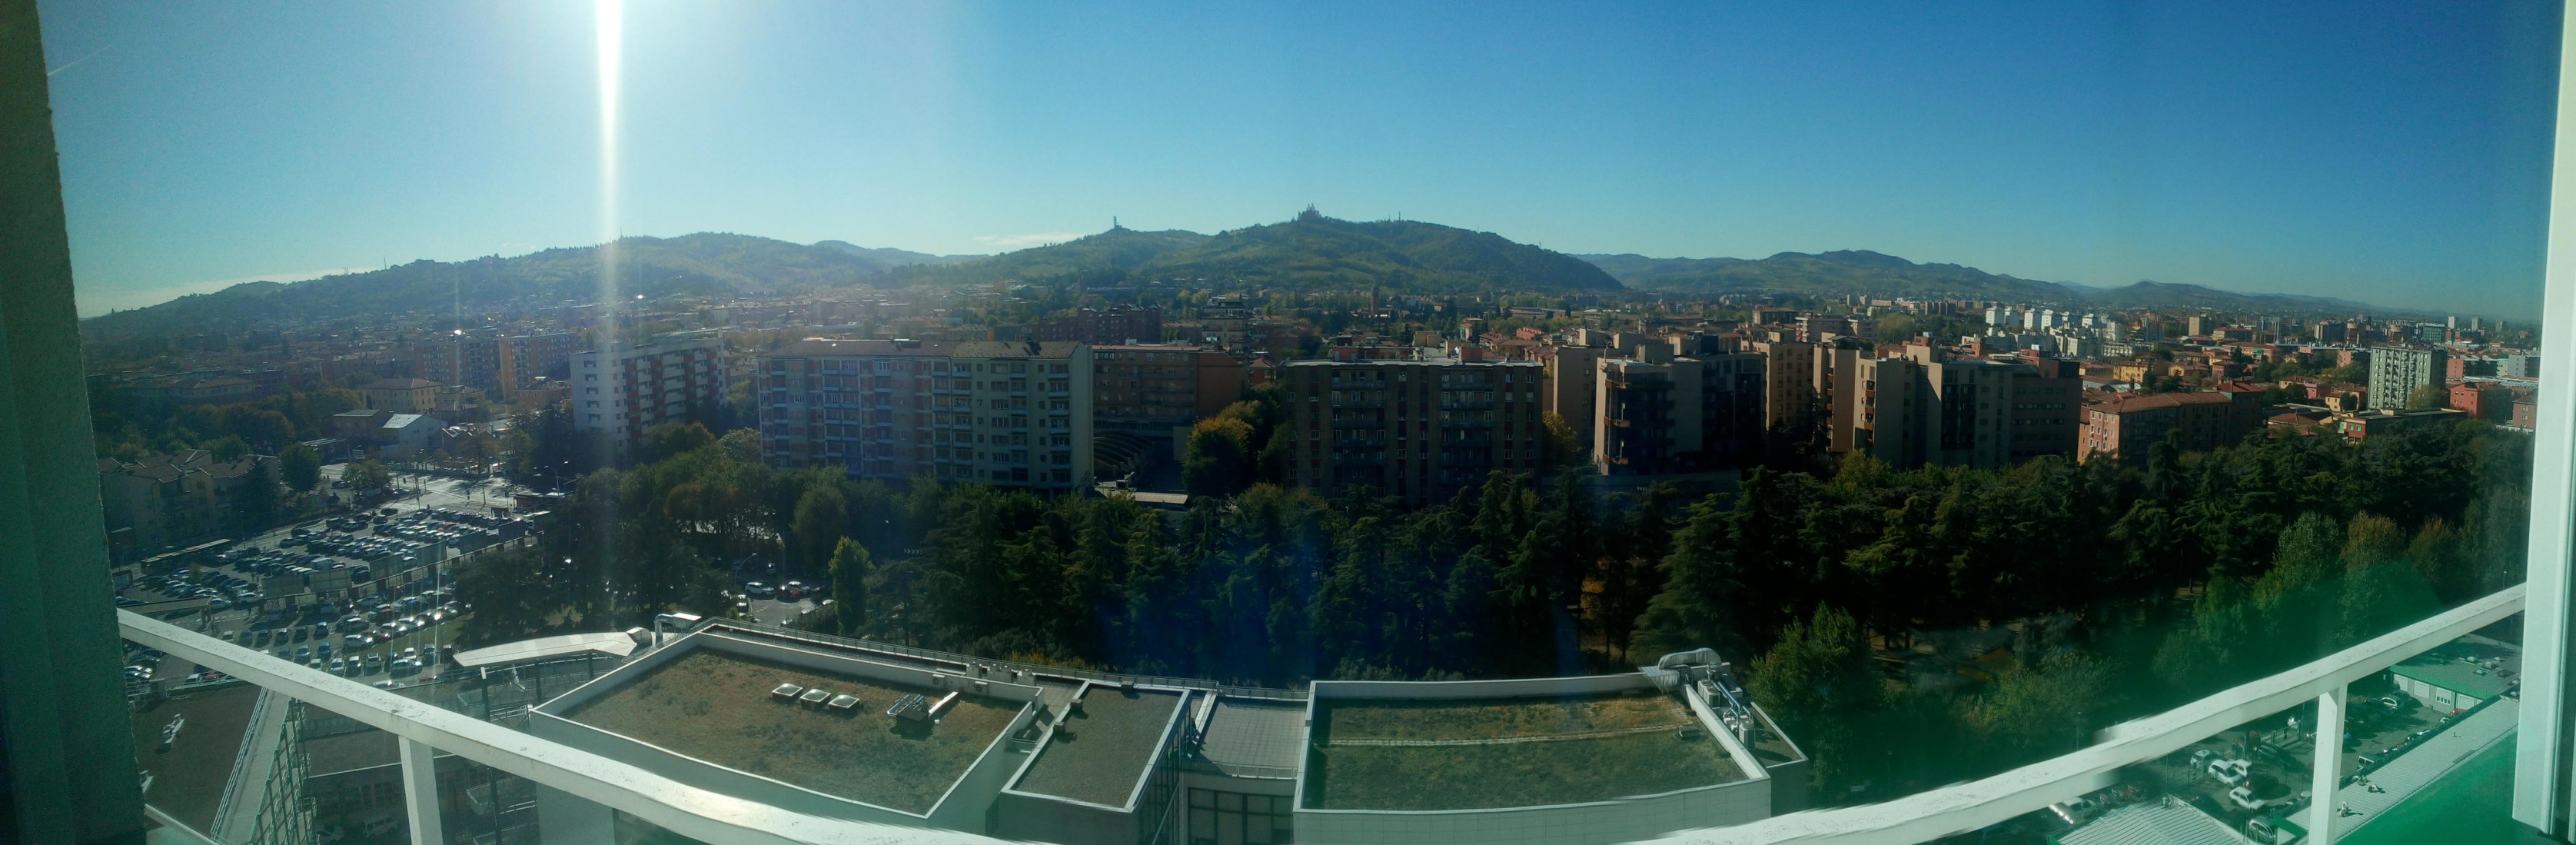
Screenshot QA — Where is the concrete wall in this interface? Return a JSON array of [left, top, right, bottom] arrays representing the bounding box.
[[1294, 779, 1772, 845], [1297, 673, 1777, 845], [1308, 673, 1650, 702], [988, 791, 1134, 845]]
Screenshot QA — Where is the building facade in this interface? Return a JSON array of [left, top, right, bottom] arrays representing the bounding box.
[[569, 334, 727, 451], [361, 378, 440, 414], [2368, 347, 2449, 410], [1091, 344, 1241, 435], [1594, 346, 1766, 476], [1748, 340, 1818, 431], [757, 339, 1094, 489], [2006, 354, 2082, 461], [500, 332, 579, 391], [1831, 347, 2015, 470], [1280, 357, 1547, 506], [2077, 391, 2261, 463]]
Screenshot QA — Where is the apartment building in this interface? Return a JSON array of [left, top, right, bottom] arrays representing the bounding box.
[[419, 333, 503, 393], [757, 340, 1094, 489], [1540, 344, 1603, 452], [569, 334, 727, 451], [1829, 346, 2016, 470], [2076, 391, 2262, 463], [361, 377, 440, 414], [2368, 347, 2450, 410], [1594, 345, 1766, 476], [1747, 339, 1818, 430], [95, 449, 274, 558], [1280, 356, 1547, 506], [1092, 344, 1241, 434], [499, 332, 579, 391], [2007, 353, 2082, 461]]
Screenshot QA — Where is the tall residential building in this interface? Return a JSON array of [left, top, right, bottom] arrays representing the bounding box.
[[499, 332, 579, 391], [2007, 353, 2082, 461], [1594, 345, 1766, 476], [1748, 340, 1817, 430], [2077, 391, 2262, 463], [1280, 356, 1547, 506], [757, 340, 1093, 489], [2368, 347, 2449, 410], [1092, 344, 1242, 436], [570, 334, 727, 451], [418, 333, 503, 393], [1541, 345, 1604, 452], [1829, 346, 2015, 470]]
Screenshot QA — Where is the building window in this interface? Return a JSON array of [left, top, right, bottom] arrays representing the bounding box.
[[1187, 789, 1293, 844]]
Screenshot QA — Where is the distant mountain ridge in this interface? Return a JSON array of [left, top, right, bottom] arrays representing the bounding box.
[[896, 210, 1624, 294], [85, 221, 2421, 341], [1579, 250, 2412, 316], [81, 233, 906, 339]]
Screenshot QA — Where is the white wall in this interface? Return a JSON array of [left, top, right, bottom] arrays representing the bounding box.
[[1294, 778, 1772, 845], [1298, 672, 1777, 845]]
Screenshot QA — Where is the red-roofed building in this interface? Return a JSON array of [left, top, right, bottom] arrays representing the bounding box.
[[2078, 391, 2261, 464]]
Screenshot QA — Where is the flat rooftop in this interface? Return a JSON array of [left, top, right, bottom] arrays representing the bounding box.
[[1202, 698, 1305, 777], [1304, 691, 1743, 811], [2391, 634, 2523, 700], [133, 684, 260, 833], [1012, 687, 1185, 807], [565, 648, 1023, 814]]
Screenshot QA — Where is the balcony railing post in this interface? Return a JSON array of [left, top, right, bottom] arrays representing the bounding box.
[[2309, 684, 2346, 845], [401, 737, 446, 845]]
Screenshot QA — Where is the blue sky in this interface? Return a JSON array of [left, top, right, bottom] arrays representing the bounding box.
[[39, 1, 2561, 317]]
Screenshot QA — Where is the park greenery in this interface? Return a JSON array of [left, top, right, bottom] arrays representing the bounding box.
[[459, 408, 2529, 804]]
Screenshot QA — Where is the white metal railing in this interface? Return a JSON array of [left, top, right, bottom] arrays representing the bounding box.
[[121, 584, 2524, 845], [118, 610, 992, 845], [1652, 584, 2525, 844]]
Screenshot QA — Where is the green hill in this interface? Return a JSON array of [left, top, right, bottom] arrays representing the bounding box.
[[1581, 250, 2411, 315], [906, 209, 1624, 294], [1581, 250, 2070, 301], [82, 233, 889, 339]]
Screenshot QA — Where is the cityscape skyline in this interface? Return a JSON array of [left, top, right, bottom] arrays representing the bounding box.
[[38, 1, 2562, 318]]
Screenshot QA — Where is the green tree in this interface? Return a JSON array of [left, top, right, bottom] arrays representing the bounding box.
[[1541, 412, 1584, 467], [280, 442, 322, 493], [1183, 416, 1255, 497], [225, 461, 281, 536], [1748, 604, 1878, 793], [2404, 383, 2449, 411], [827, 537, 873, 637], [640, 421, 716, 464], [347, 459, 393, 492], [792, 482, 849, 574], [456, 545, 566, 647]]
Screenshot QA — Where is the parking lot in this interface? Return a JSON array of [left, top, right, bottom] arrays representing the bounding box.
[[117, 494, 532, 691]]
